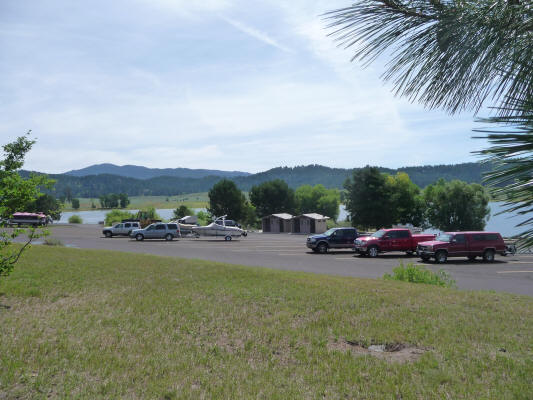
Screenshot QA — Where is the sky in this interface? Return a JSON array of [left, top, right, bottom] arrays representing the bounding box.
[[1, 0, 487, 174]]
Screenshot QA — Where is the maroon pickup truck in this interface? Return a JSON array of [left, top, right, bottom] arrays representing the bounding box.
[[354, 228, 435, 257], [416, 231, 506, 263]]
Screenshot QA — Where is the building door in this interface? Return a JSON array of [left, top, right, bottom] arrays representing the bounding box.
[[279, 219, 284, 233], [293, 218, 300, 233], [310, 219, 316, 233]]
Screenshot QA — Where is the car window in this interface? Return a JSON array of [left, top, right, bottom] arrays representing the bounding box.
[[146, 225, 155, 231], [125, 223, 131, 228], [454, 234, 466, 243], [386, 231, 397, 239], [167, 224, 178, 230], [114, 224, 122, 228], [398, 230, 410, 238], [155, 224, 166, 230]]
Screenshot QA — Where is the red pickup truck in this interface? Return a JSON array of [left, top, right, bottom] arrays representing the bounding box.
[[354, 228, 436, 257], [416, 231, 506, 263]]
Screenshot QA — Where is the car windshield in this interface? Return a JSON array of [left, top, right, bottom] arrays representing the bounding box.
[[372, 230, 386, 238], [436, 234, 452, 242], [323, 228, 337, 236]]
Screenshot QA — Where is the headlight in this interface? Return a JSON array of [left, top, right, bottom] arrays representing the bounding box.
[[309, 238, 316, 243]]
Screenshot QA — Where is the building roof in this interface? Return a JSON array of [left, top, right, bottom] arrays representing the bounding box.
[[300, 213, 330, 220], [265, 213, 293, 220]]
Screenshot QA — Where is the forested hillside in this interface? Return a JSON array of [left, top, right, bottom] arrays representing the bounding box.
[[21, 162, 492, 198], [64, 163, 250, 179]]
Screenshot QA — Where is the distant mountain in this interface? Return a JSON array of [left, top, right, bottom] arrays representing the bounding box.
[[64, 163, 251, 179], [24, 162, 493, 198]]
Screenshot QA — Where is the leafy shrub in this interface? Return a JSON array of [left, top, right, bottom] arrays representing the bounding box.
[[384, 262, 456, 288], [43, 237, 64, 246], [196, 211, 210, 226], [105, 210, 135, 226], [68, 215, 83, 224]]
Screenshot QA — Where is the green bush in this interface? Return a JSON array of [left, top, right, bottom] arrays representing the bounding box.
[[68, 215, 83, 224], [384, 262, 456, 288], [43, 238, 64, 246], [105, 210, 135, 226]]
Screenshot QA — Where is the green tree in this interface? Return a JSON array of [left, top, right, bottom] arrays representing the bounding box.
[[173, 205, 194, 219], [295, 184, 340, 220], [423, 179, 490, 231], [208, 179, 246, 221], [249, 179, 295, 217], [326, 1, 533, 243], [386, 172, 425, 227], [119, 193, 130, 208], [344, 167, 394, 230], [29, 194, 62, 220], [1, 133, 51, 282], [71, 198, 80, 210]]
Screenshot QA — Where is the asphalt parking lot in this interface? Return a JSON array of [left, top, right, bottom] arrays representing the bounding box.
[[26, 224, 533, 296]]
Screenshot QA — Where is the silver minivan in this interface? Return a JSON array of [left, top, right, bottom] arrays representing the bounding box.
[[131, 223, 181, 241]]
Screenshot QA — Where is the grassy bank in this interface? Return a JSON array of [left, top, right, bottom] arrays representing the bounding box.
[[1, 246, 532, 399], [62, 194, 209, 211]]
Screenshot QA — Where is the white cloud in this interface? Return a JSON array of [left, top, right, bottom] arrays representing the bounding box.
[[221, 17, 292, 53]]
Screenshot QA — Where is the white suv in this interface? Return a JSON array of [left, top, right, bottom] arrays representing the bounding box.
[[102, 221, 141, 238]]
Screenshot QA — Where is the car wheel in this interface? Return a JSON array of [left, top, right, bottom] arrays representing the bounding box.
[[435, 250, 447, 264], [104, 231, 112, 238], [483, 249, 495, 262], [368, 246, 379, 258], [317, 242, 328, 254], [225, 235, 232, 241], [165, 233, 173, 241], [135, 234, 144, 241], [242, 231, 247, 237], [468, 255, 477, 261]]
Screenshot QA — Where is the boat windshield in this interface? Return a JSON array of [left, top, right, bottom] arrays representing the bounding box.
[[372, 230, 386, 238], [436, 234, 452, 242]]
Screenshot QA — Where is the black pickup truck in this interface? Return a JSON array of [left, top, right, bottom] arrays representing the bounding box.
[[306, 227, 359, 254]]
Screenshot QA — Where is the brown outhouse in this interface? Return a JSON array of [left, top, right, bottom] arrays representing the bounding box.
[[291, 213, 329, 234], [261, 213, 293, 233]]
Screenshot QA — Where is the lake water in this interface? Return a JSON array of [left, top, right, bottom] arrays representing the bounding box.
[[59, 208, 206, 225], [61, 204, 524, 236]]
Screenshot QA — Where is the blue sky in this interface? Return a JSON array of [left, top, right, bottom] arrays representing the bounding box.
[[1, 0, 486, 173]]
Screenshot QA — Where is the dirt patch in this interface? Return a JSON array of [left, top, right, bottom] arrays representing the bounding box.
[[328, 338, 427, 364]]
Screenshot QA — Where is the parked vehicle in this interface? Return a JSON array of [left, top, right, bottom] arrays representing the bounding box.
[[191, 216, 245, 241], [417, 231, 506, 263], [8, 212, 50, 227], [102, 220, 141, 238], [354, 228, 435, 257], [131, 223, 181, 241], [307, 227, 358, 253]]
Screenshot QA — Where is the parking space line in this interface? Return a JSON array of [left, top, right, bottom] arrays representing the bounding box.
[[497, 270, 533, 274]]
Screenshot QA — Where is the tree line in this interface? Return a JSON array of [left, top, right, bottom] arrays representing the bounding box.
[[204, 179, 340, 228], [22, 162, 493, 198], [344, 167, 490, 232]]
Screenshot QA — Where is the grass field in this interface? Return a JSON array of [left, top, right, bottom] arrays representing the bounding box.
[[1, 246, 532, 399], [63, 194, 209, 211]]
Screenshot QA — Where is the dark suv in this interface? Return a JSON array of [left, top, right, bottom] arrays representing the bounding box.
[[306, 227, 358, 254]]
